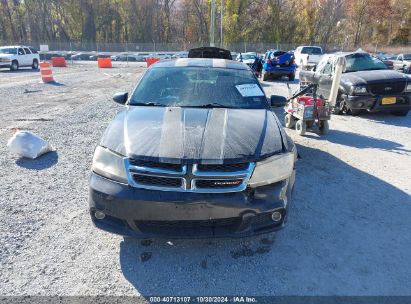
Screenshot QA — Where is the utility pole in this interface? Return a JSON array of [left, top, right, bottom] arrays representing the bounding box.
[[210, 0, 216, 47], [220, 0, 223, 48]]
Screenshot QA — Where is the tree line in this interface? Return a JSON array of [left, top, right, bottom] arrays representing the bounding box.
[[0, 0, 410, 48]]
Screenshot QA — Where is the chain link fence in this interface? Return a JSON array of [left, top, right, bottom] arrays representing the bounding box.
[[2, 41, 410, 55]]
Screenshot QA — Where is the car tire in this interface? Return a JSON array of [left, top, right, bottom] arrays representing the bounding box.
[[295, 120, 306, 136], [404, 66, 410, 74], [284, 114, 296, 129], [10, 60, 19, 71], [32, 59, 39, 69], [319, 120, 329, 135], [333, 96, 345, 115], [262, 70, 269, 81], [349, 108, 362, 116], [333, 107, 342, 115], [391, 110, 409, 116], [288, 73, 295, 81]]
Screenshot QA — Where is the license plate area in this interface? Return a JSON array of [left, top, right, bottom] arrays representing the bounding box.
[[382, 97, 396, 105]]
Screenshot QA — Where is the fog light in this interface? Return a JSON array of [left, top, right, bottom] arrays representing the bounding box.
[[271, 211, 282, 222], [94, 210, 106, 220]]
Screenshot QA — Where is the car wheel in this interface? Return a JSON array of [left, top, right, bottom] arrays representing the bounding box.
[[295, 120, 306, 136], [10, 60, 19, 71], [318, 120, 329, 135], [284, 114, 296, 129], [333, 97, 344, 115], [390, 110, 409, 116], [333, 107, 342, 115], [349, 108, 362, 116], [288, 73, 295, 81], [32, 59, 39, 69], [262, 70, 269, 81], [404, 66, 410, 74]]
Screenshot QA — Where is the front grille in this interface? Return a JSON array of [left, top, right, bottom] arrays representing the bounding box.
[[196, 163, 250, 172], [135, 217, 242, 236], [195, 179, 243, 189], [129, 159, 182, 172], [133, 174, 182, 188], [369, 82, 406, 95], [126, 159, 255, 193]]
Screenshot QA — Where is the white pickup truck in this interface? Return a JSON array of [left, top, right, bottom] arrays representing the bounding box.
[[294, 46, 323, 68], [0, 45, 40, 71]]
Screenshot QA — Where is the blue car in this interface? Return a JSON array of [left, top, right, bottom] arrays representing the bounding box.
[[262, 50, 297, 81]]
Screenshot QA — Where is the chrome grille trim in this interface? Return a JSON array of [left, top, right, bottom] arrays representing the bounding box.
[[128, 162, 187, 175], [125, 159, 255, 193]]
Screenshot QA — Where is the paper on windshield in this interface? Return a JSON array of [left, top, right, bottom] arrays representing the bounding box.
[[235, 84, 265, 97]]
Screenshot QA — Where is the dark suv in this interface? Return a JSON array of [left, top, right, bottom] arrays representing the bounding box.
[[89, 58, 297, 238]]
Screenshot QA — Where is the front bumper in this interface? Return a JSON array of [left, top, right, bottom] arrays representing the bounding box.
[[89, 171, 295, 239], [0, 62, 11, 68], [346, 94, 411, 112]]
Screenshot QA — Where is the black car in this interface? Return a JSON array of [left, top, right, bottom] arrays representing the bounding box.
[[71, 52, 95, 61], [188, 47, 232, 60], [89, 54, 112, 61], [300, 52, 411, 116], [89, 58, 297, 238]]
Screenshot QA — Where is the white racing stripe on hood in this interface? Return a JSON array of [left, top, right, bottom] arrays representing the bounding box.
[[175, 58, 189, 67], [213, 59, 226, 68]]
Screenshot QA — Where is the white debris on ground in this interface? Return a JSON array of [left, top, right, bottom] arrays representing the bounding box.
[[7, 131, 54, 159]]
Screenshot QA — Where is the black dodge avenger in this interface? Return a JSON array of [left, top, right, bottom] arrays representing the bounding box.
[[89, 58, 297, 238]]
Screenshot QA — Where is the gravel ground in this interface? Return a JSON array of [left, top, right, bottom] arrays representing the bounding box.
[[0, 63, 410, 299]]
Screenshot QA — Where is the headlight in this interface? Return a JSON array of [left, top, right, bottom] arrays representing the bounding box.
[[248, 152, 295, 188], [406, 83, 411, 92], [352, 85, 368, 95], [92, 146, 128, 184]]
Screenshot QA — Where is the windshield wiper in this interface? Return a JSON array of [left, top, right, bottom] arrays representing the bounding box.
[[132, 101, 166, 106], [197, 103, 232, 108]]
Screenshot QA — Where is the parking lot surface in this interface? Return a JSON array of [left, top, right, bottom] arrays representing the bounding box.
[[0, 63, 410, 297]]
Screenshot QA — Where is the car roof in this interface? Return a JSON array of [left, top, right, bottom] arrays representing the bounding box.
[[152, 58, 250, 70], [0, 45, 32, 48], [328, 51, 370, 57]]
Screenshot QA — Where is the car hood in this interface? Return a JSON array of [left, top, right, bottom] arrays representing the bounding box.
[[342, 70, 408, 86], [100, 107, 284, 164], [0, 54, 13, 59]]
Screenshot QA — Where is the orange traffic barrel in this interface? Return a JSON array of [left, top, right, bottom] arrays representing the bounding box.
[[39, 62, 54, 83], [97, 58, 112, 68], [146, 57, 160, 67], [51, 57, 66, 67]]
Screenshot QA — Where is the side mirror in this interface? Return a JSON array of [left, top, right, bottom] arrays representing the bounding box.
[[270, 95, 287, 107], [113, 92, 128, 105]]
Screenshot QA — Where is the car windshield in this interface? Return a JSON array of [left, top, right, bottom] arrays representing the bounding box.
[[404, 54, 411, 60], [301, 47, 322, 55], [130, 67, 267, 109], [240, 54, 256, 60], [0, 48, 17, 55], [344, 53, 387, 72]]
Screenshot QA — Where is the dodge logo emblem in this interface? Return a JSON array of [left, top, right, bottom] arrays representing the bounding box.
[[385, 87, 392, 91]]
